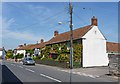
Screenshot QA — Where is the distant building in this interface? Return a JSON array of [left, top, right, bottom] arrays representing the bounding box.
[[106, 42, 120, 55], [0, 48, 3, 57], [0, 47, 6, 59], [16, 40, 48, 57]]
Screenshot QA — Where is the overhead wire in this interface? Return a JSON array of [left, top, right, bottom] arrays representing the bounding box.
[[73, 12, 89, 27], [6, 3, 69, 30]]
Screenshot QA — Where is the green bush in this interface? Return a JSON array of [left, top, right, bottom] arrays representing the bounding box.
[[6, 51, 13, 59], [16, 53, 24, 59], [26, 49, 34, 55]]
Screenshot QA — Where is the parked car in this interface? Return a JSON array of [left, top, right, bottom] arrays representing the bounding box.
[[22, 57, 35, 65]]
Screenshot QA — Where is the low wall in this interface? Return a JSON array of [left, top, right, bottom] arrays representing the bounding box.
[[35, 59, 69, 68], [35, 59, 81, 68], [108, 54, 120, 76]]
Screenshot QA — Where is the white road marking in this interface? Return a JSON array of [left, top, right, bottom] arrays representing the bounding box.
[[25, 68, 35, 73], [19, 66, 23, 68], [59, 69, 99, 78], [40, 73, 62, 82], [11, 64, 15, 66]]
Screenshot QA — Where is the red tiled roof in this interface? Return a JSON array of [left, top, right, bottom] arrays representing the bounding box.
[[47, 25, 92, 44], [106, 42, 120, 53], [25, 42, 48, 50], [0, 48, 3, 51], [16, 42, 48, 50]]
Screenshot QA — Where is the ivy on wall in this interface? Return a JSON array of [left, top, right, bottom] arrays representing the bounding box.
[[40, 43, 82, 63]]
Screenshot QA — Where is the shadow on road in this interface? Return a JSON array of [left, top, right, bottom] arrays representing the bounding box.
[[2, 65, 22, 84]]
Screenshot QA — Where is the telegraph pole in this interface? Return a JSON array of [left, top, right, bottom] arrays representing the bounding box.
[[69, 0, 73, 70], [69, 0, 73, 83]]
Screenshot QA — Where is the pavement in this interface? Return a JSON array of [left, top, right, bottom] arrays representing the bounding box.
[[57, 66, 119, 82]]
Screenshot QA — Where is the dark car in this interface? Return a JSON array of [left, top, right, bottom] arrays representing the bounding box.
[[22, 57, 35, 65]]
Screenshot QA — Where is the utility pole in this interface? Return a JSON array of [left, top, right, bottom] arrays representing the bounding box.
[[69, 0, 73, 70], [69, 0, 73, 83]]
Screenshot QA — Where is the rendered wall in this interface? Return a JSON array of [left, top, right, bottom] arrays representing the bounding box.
[[82, 26, 109, 67]]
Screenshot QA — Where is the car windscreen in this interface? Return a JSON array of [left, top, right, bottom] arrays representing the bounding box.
[[27, 58, 33, 60]]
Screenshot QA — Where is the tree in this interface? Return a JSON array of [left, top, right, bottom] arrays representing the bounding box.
[[6, 50, 14, 59]]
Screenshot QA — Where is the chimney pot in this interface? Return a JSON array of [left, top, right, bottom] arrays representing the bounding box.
[[54, 31, 59, 37], [40, 39, 44, 43], [19, 45, 23, 47], [24, 43, 26, 46], [91, 16, 98, 26]]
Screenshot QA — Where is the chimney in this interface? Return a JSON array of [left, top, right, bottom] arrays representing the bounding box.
[[24, 43, 26, 46], [18, 45, 23, 47], [40, 39, 44, 43], [91, 16, 98, 26], [54, 31, 59, 37]]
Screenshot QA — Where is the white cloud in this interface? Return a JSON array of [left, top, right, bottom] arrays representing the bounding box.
[[2, 18, 44, 42]]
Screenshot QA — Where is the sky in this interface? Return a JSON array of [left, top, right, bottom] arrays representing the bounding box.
[[1, 1, 119, 50]]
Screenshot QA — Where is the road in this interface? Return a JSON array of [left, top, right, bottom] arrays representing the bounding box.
[[0, 60, 119, 84]]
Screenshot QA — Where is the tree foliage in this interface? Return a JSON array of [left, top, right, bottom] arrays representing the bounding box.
[[26, 49, 34, 55], [16, 53, 24, 59], [6, 50, 13, 59]]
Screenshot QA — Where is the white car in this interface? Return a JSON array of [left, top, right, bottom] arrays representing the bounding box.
[[22, 57, 35, 65]]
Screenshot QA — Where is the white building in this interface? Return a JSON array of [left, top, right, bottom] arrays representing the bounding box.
[[82, 25, 108, 67], [0, 48, 2, 57], [16, 45, 26, 57], [47, 16, 109, 67]]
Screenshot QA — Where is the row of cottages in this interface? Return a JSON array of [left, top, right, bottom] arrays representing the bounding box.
[[16, 39, 48, 57], [16, 16, 120, 67]]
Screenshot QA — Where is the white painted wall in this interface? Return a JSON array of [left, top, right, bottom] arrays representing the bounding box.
[[82, 26, 109, 67], [0, 51, 2, 57], [16, 50, 26, 57]]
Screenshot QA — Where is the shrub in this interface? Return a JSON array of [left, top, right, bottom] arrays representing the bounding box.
[[16, 53, 24, 59], [6, 52, 13, 59], [26, 49, 34, 55]]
